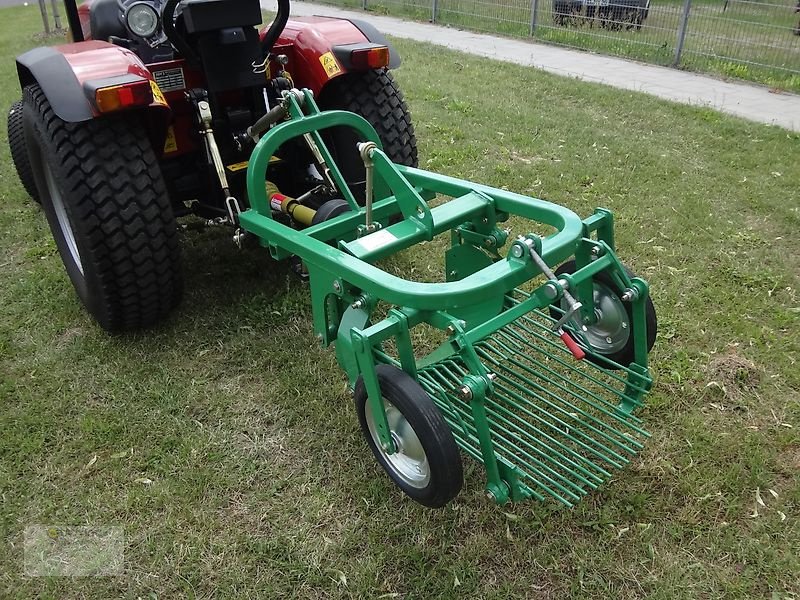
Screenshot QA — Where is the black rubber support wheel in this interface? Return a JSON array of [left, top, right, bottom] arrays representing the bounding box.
[[355, 365, 463, 508], [7, 100, 40, 204], [319, 69, 417, 202], [553, 260, 657, 368], [311, 198, 350, 226], [23, 84, 182, 331]]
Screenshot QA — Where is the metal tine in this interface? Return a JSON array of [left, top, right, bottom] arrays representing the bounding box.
[[481, 337, 648, 436], [424, 361, 600, 502], [509, 310, 649, 395], [496, 324, 647, 411], [483, 392, 613, 480], [486, 427, 584, 504], [419, 372, 478, 442], [483, 401, 609, 484], [485, 332, 645, 430], [420, 371, 557, 502], [430, 354, 638, 461], [479, 345, 644, 453], [489, 381, 628, 469]]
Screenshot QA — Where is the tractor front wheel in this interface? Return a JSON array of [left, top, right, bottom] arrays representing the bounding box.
[[319, 69, 417, 202], [7, 100, 40, 204], [23, 84, 182, 331]]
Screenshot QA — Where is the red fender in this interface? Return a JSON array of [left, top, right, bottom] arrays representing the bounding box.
[[270, 16, 399, 96], [16, 41, 171, 147]]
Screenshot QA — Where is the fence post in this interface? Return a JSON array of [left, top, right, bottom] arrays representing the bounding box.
[[362, 0, 368, 10], [431, 0, 438, 23], [50, 0, 62, 29], [673, 0, 692, 67], [38, 0, 50, 34], [530, 0, 539, 35]]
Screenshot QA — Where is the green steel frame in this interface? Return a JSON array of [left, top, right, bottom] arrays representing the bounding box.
[[239, 90, 654, 506]]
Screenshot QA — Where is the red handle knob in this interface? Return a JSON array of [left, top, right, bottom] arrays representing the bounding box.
[[559, 331, 586, 360]]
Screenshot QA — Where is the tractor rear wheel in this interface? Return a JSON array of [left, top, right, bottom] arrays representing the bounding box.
[[7, 100, 40, 204], [319, 69, 417, 202], [23, 84, 182, 331]]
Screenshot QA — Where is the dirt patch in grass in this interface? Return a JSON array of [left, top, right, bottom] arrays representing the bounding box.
[[705, 348, 762, 402]]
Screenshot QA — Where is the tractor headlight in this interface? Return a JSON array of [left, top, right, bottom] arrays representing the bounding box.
[[126, 3, 159, 38]]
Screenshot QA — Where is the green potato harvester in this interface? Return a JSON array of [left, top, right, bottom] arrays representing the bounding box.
[[240, 89, 657, 509]]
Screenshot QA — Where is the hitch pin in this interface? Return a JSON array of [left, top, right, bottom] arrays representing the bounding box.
[[521, 237, 585, 360]]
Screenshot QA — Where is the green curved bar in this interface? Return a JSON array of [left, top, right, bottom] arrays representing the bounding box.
[[242, 102, 586, 310], [246, 109, 383, 215]]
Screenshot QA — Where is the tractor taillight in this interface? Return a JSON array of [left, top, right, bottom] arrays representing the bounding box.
[[94, 81, 153, 113], [350, 46, 390, 69]]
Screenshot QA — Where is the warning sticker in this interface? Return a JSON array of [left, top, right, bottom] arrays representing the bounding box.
[[226, 156, 281, 173], [150, 80, 168, 106], [318, 52, 342, 78], [356, 229, 397, 253], [227, 160, 249, 172], [163, 126, 178, 153]]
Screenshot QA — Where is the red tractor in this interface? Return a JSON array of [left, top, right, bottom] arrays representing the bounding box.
[[7, 0, 416, 331]]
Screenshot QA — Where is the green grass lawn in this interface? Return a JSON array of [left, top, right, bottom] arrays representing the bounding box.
[[2, 4, 800, 598]]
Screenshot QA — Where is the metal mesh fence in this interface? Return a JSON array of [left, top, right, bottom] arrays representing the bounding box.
[[310, 0, 800, 91]]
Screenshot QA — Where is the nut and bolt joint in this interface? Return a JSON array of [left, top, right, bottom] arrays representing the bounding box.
[[457, 385, 473, 401], [332, 280, 341, 292], [621, 288, 638, 302]]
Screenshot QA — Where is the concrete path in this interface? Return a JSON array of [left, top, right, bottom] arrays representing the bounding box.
[[286, 0, 800, 132]]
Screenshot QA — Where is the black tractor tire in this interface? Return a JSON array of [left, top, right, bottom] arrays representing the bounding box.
[[551, 260, 657, 368], [7, 100, 40, 204], [319, 69, 417, 202], [355, 365, 463, 508], [22, 84, 182, 331]]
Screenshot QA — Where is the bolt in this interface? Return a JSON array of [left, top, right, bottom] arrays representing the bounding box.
[[591, 246, 600, 256], [510, 244, 524, 259], [446, 324, 456, 335], [417, 206, 424, 216], [543, 283, 558, 300], [484, 238, 494, 247], [458, 385, 473, 401], [485, 489, 497, 502], [621, 288, 637, 302], [333, 281, 341, 292], [606, 336, 613, 344], [351, 299, 364, 309], [621, 322, 628, 329], [486, 372, 497, 382], [482, 218, 489, 224]]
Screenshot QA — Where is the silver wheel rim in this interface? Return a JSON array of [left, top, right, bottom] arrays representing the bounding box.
[[365, 397, 430, 489], [43, 160, 83, 274], [565, 281, 629, 353]]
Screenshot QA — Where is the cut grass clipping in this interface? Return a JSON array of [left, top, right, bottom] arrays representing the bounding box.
[[1, 4, 798, 599]]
